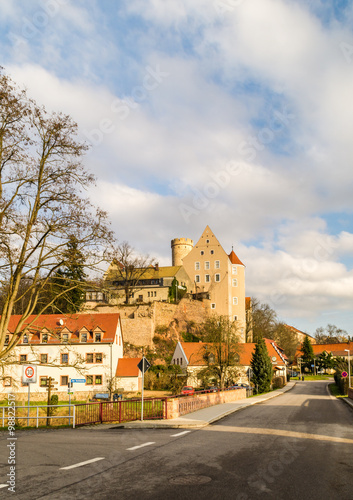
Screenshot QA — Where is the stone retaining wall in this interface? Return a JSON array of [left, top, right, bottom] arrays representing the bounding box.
[[348, 387, 353, 400], [166, 388, 247, 419]]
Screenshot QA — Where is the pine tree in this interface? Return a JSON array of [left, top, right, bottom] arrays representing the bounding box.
[[250, 337, 273, 394], [301, 335, 314, 371]]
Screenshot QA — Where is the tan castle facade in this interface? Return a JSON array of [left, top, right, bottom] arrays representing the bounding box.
[[174, 226, 246, 342]]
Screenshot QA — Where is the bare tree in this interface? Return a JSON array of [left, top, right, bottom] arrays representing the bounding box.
[[0, 68, 114, 359], [105, 241, 155, 304]]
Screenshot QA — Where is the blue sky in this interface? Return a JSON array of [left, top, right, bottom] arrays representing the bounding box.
[[1, 0, 353, 336]]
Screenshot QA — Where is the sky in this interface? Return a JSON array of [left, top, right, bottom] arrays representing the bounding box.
[[1, 0, 353, 336]]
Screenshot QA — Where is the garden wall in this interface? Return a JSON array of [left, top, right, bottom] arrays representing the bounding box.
[[166, 388, 247, 419]]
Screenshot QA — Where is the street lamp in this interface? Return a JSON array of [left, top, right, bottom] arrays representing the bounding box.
[[344, 349, 351, 389]]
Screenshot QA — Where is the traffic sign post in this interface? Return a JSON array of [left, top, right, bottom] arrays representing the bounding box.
[[138, 357, 151, 421], [22, 365, 37, 426]]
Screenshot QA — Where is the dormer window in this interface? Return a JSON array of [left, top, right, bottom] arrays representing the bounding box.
[[23, 334, 28, 344], [62, 333, 69, 343], [5, 335, 9, 344], [95, 333, 101, 343], [81, 333, 87, 343], [41, 333, 48, 344]]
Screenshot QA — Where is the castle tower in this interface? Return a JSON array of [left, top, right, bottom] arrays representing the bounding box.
[[171, 238, 194, 266]]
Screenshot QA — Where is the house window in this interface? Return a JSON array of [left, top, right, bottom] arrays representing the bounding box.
[[86, 353, 94, 363], [20, 354, 27, 363], [195, 262, 200, 270], [5, 335, 9, 344], [180, 358, 182, 365], [205, 261, 210, 270], [95, 353, 103, 363], [40, 354, 48, 364], [205, 274, 210, 283], [233, 297, 238, 305], [61, 376, 69, 386], [23, 334, 28, 344], [61, 353, 69, 365], [200, 251, 204, 255], [41, 333, 48, 344], [215, 274, 220, 282], [232, 278, 238, 287], [195, 275, 200, 283], [211, 303, 216, 309], [232, 265, 237, 275], [148, 291, 150, 297], [81, 333, 87, 343], [154, 291, 157, 297], [62, 333, 69, 343], [215, 260, 220, 269], [95, 375, 102, 385], [86, 375, 93, 385], [4, 377, 12, 387], [95, 333, 101, 343], [40, 377, 48, 387], [210, 250, 214, 255]]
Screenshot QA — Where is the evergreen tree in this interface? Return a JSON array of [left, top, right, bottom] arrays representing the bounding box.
[[301, 335, 314, 371], [250, 337, 273, 394]]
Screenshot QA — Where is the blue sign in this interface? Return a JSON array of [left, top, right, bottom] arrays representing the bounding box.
[[70, 379, 86, 383]]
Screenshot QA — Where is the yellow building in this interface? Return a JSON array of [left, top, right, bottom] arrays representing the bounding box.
[[175, 226, 246, 342]]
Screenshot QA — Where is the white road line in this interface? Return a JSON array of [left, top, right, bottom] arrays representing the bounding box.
[[170, 431, 191, 437], [60, 457, 105, 470], [0, 485, 8, 489], [127, 442, 155, 451]]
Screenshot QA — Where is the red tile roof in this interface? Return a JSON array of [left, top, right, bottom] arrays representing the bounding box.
[[116, 358, 142, 377], [4, 313, 121, 344], [180, 339, 286, 367], [228, 250, 244, 266], [295, 342, 351, 359]]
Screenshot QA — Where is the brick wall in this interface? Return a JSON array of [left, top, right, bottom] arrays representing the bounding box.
[[166, 388, 247, 419]]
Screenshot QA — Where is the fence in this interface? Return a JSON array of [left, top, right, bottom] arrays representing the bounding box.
[[1, 404, 75, 428]]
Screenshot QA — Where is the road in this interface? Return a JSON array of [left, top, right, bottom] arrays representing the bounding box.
[[0, 381, 352, 499]]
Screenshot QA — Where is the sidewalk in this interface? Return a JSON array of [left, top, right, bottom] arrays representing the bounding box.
[[112, 381, 297, 429]]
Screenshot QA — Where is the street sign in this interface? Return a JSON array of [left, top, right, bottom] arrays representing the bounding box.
[[22, 365, 37, 384], [138, 357, 151, 374], [342, 371, 348, 378], [70, 379, 86, 383]]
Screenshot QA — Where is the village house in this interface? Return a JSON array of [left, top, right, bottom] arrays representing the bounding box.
[[171, 339, 287, 387], [1, 313, 125, 400]]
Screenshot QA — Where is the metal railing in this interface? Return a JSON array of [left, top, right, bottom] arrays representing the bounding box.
[[1, 404, 76, 428]]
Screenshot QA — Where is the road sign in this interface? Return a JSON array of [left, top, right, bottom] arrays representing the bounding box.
[[138, 357, 151, 374], [71, 379, 86, 383], [342, 371, 348, 378], [22, 365, 37, 384]]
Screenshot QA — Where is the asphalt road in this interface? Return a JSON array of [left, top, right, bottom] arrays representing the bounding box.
[[0, 381, 352, 500]]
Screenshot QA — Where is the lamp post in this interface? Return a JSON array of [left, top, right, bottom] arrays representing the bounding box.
[[298, 357, 302, 380], [344, 349, 351, 389]]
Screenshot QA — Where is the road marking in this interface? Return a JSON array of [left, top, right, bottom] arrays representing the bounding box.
[[60, 457, 105, 470], [170, 431, 191, 437], [127, 442, 155, 451], [0, 485, 8, 489]]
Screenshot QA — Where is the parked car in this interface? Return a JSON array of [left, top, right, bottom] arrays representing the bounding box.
[[181, 386, 195, 395], [207, 386, 219, 392], [227, 384, 242, 390]]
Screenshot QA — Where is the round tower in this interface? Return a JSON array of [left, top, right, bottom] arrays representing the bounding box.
[[171, 238, 194, 266]]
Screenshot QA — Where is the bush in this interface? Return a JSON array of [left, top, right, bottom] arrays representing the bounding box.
[[272, 376, 285, 389]]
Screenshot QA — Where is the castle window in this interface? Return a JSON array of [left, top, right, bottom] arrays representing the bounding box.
[[233, 297, 238, 305], [205, 274, 210, 283], [210, 250, 214, 255], [234, 315, 238, 321], [232, 265, 237, 275], [211, 303, 216, 309], [232, 278, 238, 287], [200, 251, 204, 255], [195, 275, 200, 283], [215, 260, 220, 269], [215, 274, 220, 282], [205, 261, 210, 270], [206, 239, 210, 243], [195, 262, 200, 270]]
